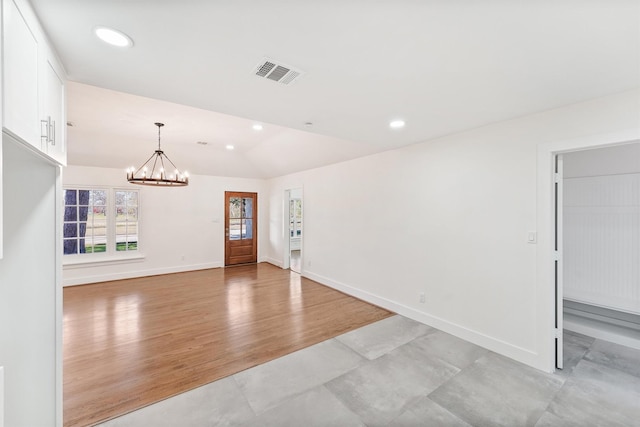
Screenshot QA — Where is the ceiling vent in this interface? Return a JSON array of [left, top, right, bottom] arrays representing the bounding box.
[[253, 58, 304, 85]]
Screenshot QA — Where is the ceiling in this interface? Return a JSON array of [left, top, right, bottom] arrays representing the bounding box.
[[31, 0, 640, 179]]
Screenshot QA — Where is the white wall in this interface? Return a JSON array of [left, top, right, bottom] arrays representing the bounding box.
[[563, 142, 640, 314], [58, 89, 639, 373], [564, 142, 640, 178], [0, 136, 59, 426], [63, 166, 267, 286], [266, 89, 640, 371]]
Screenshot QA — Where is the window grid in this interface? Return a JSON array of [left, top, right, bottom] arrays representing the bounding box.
[[115, 190, 138, 252], [289, 199, 302, 238], [63, 188, 139, 256], [228, 197, 254, 240]]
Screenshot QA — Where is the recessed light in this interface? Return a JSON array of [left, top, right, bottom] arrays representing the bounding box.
[[389, 120, 405, 129], [304, 122, 313, 127], [226, 145, 235, 150], [94, 26, 133, 47], [196, 141, 208, 145], [252, 124, 263, 131]]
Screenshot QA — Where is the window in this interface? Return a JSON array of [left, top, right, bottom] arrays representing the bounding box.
[[290, 198, 302, 238], [63, 189, 107, 254], [228, 196, 254, 240], [63, 188, 139, 256], [115, 190, 138, 252]]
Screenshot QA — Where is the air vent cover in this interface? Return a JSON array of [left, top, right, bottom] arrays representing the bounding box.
[[253, 58, 304, 85]]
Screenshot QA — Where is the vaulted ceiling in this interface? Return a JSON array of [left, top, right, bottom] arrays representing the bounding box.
[[31, 0, 640, 178]]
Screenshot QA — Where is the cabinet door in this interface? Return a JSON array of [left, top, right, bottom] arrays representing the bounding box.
[[42, 57, 66, 165], [2, 0, 40, 148]]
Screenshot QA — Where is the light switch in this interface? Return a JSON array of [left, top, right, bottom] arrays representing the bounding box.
[[527, 231, 537, 244]]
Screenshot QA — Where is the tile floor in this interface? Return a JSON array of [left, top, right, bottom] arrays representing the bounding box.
[[96, 315, 640, 427]]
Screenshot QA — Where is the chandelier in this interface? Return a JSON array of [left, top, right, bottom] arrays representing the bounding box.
[[127, 122, 189, 186]]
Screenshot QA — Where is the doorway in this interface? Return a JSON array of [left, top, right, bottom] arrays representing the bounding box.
[[542, 136, 640, 372], [225, 192, 257, 266], [289, 197, 303, 273], [560, 144, 640, 352], [537, 130, 640, 372], [284, 188, 303, 273]]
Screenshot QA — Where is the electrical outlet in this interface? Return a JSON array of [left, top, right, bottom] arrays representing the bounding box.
[[419, 292, 426, 303]]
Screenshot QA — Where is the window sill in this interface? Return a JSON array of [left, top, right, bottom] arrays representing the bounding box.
[[63, 253, 146, 269]]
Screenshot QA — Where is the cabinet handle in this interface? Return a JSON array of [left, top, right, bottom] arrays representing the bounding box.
[[40, 117, 55, 145], [41, 118, 49, 143]]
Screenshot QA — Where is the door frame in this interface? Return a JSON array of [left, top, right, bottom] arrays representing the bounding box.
[[283, 190, 291, 270], [224, 191, 258, 266], [283, 187, 303, 272], [554, 154, 564, 369], [536, 128, 639, 372]]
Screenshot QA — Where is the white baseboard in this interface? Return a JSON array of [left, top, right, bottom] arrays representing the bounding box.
[[63, 262, 223, 286], [261, 256, 283, 268], [564, 313, 640, 350], [303, 270, 543, 371], [61, 261, 545, 370]]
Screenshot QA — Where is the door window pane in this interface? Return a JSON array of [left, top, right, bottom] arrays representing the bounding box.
[[229, 219, 241, 240], [229, 197, 242, 218], [243, 219, 253, 239], [289, 199, 302, 239], [243, 197, 253, 219]]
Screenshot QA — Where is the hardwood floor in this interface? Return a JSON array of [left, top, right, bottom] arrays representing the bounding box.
[[63, 263, 393, 427], [290, 249, 301, 273]]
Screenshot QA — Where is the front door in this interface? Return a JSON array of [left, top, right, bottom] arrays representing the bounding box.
[[225, 192, 258, 266]]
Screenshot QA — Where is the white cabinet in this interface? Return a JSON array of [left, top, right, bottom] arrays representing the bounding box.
[[41, 52, 66, 164], [2, 0, 66, 165], [2, 0, 39, 147]]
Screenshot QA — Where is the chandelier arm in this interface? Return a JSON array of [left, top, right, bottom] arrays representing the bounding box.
[[150, 153, 160, 179], [133, 152, 158, 176], [162, 153, 182, 175]]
